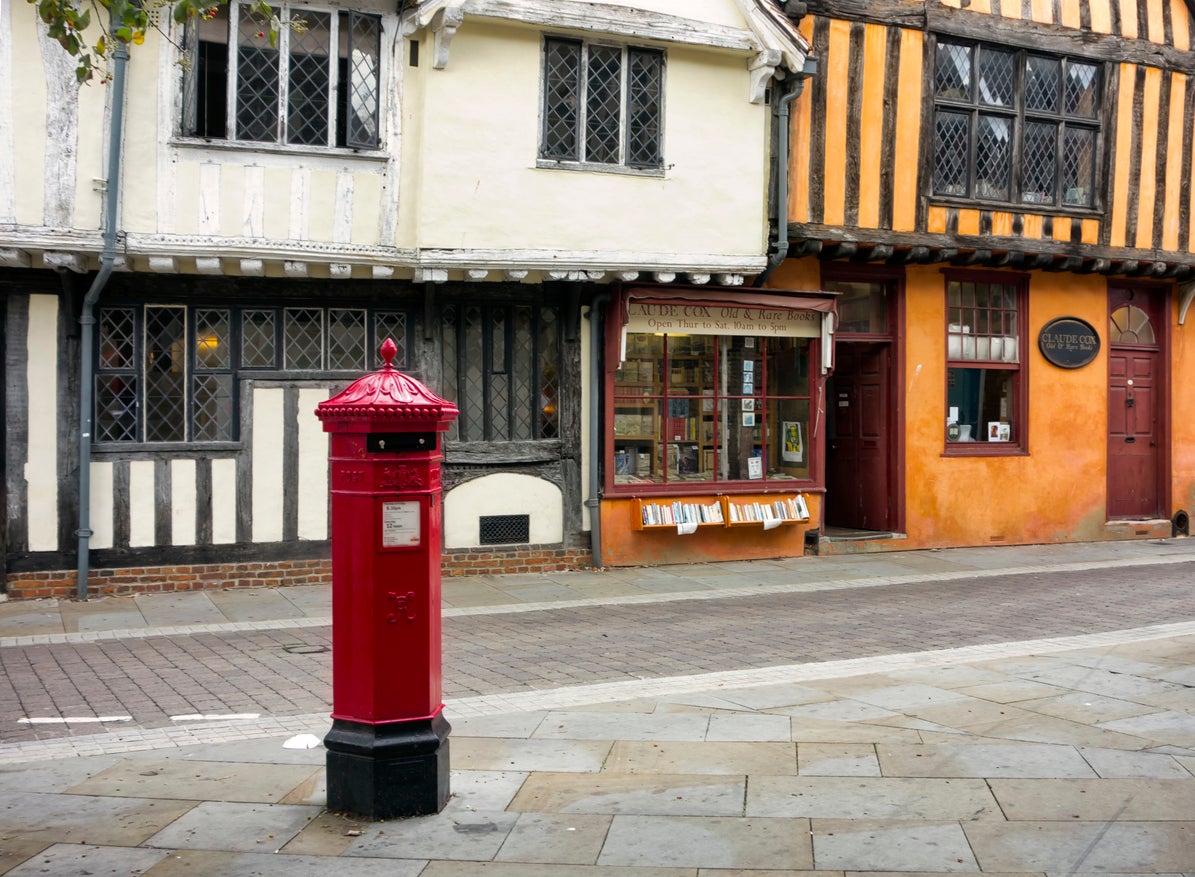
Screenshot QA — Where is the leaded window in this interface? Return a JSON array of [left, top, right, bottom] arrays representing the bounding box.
[[541, 37, 664, 169], [95, 304, 410, 444], [182, 2, 381, 149], [440, 303, 561, 442], [933, 41, 1100, 209]]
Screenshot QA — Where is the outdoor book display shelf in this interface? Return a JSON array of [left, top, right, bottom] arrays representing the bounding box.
[[632, 494, 811, 531]]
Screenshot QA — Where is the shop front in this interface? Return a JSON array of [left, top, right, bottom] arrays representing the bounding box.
[[599, 286, 837, 566]]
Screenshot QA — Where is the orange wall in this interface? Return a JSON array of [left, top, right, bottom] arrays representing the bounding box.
[[901, 266, 1112, 546], [600, 495, 820, 567], [1172, 296, 1195, 514]]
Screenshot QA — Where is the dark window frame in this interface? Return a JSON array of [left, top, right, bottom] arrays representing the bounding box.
[[943, 270, 1030, 457], [181, 2, 382, 150], [539, 36, 665, 171], [440, 302, 562, 444], [94, 302, 411, 447], [931, 39, 1102, 212]]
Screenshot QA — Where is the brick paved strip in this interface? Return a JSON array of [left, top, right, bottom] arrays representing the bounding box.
[[2, 620, 1193, 764], [3, 562, 1194, 748]]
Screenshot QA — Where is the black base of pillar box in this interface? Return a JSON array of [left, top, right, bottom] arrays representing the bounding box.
[[324, 713, 451, 820]]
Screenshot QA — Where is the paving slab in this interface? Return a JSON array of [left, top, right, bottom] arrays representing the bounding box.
[[706, 712, 793, 742], [780, 699, 901, 723], [988, 777, 1195, 821], [798, 743, 881, 776], [68, 758, 322, 804], [596, 814, 813, 870], [492, 812, 613, 864], [444, 711, 547, 739], [810, 820, 978, 871], [143, 849, 426, 876], [784, 716, 924, 744], [531, 711, 711, 742], [828, 683, 974, 712], [1078, 746, 1195, 778], [142, 801, 323, 852], [875, 743, 1097, 778], [59, 596, 144, 633], [954, 678, 1072, 703], [0, 753, 123, 792], [420, 863, 697, 877], [701, 682, 835, 711], [605, 740, 797, 776], [963, 821, 1195, 872], [0, 790, 196, 846], [279, 810, 371, 857], [445, 770, 530, 814], [452, 738, 612, 773], [206, 589, 307, 623], [132, 592, 227, 627], [1015, 691, 1161, 724], [746, 776, 1002, 821], [3, 842, 169, 877], [1098, 710, 1195, 748], [345, 810, 520, 861], [510, 772, 747, 816]]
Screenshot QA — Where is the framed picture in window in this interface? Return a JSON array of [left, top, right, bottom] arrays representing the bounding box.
[[782, 421, 804, 463], [988, 421, 1010, 442]]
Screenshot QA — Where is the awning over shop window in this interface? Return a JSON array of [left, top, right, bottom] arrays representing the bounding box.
[[613, 286, 839, 373]]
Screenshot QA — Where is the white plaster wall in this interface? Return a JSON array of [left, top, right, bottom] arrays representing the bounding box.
[[409, 21, 770, 258], [251, 387, 285, 543], [89, 460, 114, 550], [171, 458, 197, 545], [297, 388, 330, 540], [211, 457, 238, 544], [0, 0, 15, 224], [444, 473, 564, 549], [128, 460, 156, 547], [25, 295, 58, 551]]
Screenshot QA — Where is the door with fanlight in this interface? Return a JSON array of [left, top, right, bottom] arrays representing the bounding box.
[[1107, 287, 1167, 520]]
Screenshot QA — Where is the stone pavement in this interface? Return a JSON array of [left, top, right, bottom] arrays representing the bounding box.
[[0, 540, 1194, 873]]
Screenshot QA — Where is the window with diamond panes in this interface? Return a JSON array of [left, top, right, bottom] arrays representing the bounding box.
[[933, 41, 1100, 209], [540, 37, 664, 169], [95, 304, 410, 444], [182, 2, 381, 149], [441, 303, 562, 443]]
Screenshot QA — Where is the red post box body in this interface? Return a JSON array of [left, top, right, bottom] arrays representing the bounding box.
[[315, 340, 458, 819]]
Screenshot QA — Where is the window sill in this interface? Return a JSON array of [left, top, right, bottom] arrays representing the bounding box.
[[928, 195, 1104, 220], [536, 159, 665, 178], [942, 444, 1028, 458], [92, 441, 244, 455], [606, 481, 822, 497], [170, 137, 389, 164]]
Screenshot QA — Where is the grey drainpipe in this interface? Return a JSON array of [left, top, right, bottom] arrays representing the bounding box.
[[585, 293, 610, 568], [754, 57, 816, 289], [76, 36, 129, 601]]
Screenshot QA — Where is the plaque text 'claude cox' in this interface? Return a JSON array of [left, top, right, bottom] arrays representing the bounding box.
[[1038, 317, 1100, 369]]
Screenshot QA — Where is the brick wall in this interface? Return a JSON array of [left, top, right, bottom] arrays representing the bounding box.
[[4, 546, 594, 599]]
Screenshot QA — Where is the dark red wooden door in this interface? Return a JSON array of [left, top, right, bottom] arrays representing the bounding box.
[[1107, 288, 1164, 519], [826, 343, 891, 530]]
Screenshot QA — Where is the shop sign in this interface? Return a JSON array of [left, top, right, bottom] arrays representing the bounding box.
[[625, 302, 821, 338], [1038, 317, 1100, 369]]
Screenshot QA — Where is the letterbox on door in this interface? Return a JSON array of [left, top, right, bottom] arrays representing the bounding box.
[[315, 338, 459, 820]]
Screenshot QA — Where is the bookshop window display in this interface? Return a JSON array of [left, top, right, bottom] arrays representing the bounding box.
[[612, 331, 817, 487]]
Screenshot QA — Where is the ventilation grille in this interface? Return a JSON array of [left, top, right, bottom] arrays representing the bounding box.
[[479, 514, 531, 545]]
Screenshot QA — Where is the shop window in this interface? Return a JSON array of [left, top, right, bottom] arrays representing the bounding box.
[[823, 280, 889, 335], [944, 274, 1027, 453], [612, 333, 814, 486], [95, 304, 409, 445], [540, 37, 664, 170], [933, 41, 1100, 209], [182, 3, 381, 149], [440, 303, 561, 443]]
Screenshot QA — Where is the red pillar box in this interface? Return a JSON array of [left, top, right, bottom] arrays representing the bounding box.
[[315, 339, 459, 819]]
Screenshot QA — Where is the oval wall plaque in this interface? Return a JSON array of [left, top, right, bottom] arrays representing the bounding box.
[[1038, 317, 1100, 369]]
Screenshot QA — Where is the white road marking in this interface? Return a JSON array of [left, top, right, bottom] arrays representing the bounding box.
[[18, 715, 131, 724], [171, 713, 261, 722]]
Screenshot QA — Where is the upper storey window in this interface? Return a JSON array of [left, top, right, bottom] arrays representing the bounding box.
[[933, 41, 1100, 210], [182, 2, 382, 149], [540, 37, 664, 171]]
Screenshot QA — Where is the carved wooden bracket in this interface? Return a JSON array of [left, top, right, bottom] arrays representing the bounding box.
[[748, 49, 782, 103], [432, 5, 466, 69], [1179, 280, 1195, 326]]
